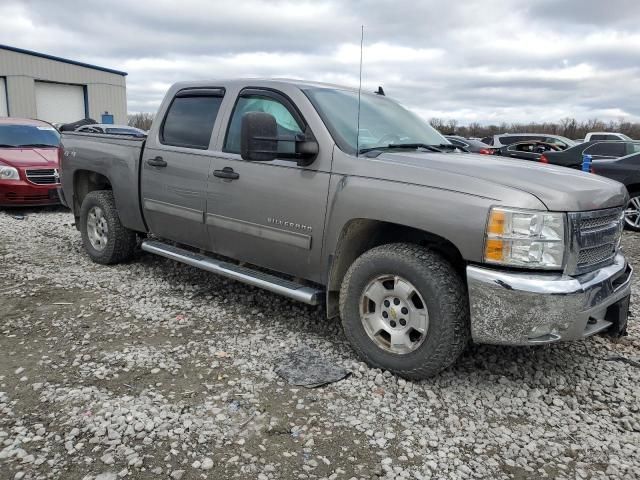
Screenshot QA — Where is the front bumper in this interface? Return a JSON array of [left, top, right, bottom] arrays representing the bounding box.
[[0, 181, 60, 207], [467, 254, 632, 345]]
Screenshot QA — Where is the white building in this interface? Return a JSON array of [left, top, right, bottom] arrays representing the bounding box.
[[0, 44, 127, 124]]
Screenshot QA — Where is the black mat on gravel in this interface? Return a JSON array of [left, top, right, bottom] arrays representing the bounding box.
[[275, 347, 350, 388]]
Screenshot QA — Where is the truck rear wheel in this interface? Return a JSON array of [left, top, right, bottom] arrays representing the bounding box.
[[339, 243, 469, 379], [79, 190, 137, 264]]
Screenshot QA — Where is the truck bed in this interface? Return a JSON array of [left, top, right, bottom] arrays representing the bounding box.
[[60, 132, 147, 232]]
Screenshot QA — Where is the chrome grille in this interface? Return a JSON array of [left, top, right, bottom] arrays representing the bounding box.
[[568, 207, 623, 275], [578, 244, 618, 266], [26, 168, 60, 185]]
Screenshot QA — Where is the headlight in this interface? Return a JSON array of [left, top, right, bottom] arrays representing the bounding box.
[[0, 166, 19, 180], [484, 207, 565, 269]]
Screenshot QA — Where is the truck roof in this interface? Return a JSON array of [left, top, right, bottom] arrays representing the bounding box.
[[171, 78, 363, 94]]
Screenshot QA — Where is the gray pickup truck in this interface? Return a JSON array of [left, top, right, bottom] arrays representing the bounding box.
[[59, 79, 632, 379]]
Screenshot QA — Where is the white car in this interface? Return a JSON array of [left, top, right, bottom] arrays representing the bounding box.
[[584, 132, 633, 142]]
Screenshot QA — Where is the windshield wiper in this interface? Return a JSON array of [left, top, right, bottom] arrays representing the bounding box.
[[435, 143, 468, 152], [359, 143, 444, 154]]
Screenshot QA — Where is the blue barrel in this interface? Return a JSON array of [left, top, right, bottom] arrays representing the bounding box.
[[582, 154, 592, 172]]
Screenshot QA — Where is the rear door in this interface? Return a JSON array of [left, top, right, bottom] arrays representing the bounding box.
[[140, 88, 225, 249], [583, 142, 627, 160], [206, 87, 331, 281]]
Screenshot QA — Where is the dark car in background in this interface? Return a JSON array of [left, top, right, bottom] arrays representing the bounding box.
[[481, 133, 576, 150], [587, 152, 640, 231], [444, 135, 494, 154], [0, 118, 62, 207], [539, 141, 640, 168], [494, 140, 563, 162]]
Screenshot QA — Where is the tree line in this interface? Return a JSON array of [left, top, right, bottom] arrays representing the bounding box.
[[127, 113, 155, 131], [429, 118, 640, 140], [129, 112, 639, 140]]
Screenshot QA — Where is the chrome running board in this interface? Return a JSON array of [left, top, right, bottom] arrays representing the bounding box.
[[141, 240, 323, 305]]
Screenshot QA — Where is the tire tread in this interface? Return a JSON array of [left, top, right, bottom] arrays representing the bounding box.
[[339, 243, 469, 379]]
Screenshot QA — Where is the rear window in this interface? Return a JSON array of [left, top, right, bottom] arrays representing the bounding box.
[[0, 124, 60, 147], [447, 138, 467, 147], [481, 136, 493, 145], [500, 135, 543, 145], [161, 94, 223, 149]]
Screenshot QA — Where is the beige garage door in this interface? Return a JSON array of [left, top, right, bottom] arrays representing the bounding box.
[[0, 78, 7, 117], [35, 81, 85, 123]]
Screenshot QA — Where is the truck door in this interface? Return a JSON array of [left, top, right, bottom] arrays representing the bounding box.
[[140, 88, 225, 249], [206, 88, 331, 282]]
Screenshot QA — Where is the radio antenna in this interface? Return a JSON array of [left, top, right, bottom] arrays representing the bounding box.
[[356, 25, 364, 158]]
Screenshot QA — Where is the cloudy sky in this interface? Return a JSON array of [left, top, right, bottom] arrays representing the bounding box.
[[1, 0, 639, 124]]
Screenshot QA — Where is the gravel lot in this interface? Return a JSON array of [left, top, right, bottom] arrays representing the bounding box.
[[1, 206, 639, 480]]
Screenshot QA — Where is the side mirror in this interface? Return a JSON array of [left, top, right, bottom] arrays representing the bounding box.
[[240, 111, 319, 166], [241, 112, 278, 162]]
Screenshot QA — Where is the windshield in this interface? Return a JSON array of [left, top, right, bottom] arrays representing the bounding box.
[[303, 88, 447, 155], [0, 124, 60, 147]]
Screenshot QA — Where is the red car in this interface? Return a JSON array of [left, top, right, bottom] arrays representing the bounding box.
[[0, 118, 62, 207]]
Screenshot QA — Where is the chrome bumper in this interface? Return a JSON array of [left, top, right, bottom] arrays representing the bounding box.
[[467, 254, 632, 345]]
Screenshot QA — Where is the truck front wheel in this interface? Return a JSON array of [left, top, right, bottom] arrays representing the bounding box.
[[79, 190, 137, 264], [339, 243, 469, 379]]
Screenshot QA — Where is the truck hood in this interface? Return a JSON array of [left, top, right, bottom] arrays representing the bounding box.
[[373, 151, 627, 211], [0, 148, 59, 168]]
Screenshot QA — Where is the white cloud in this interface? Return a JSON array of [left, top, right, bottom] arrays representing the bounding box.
[[0, 0, 638, 124]]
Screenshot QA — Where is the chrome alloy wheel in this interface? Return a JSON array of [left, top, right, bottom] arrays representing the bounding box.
[[86, 206, 109, 251], [624, 196, 640, 229], [359, 274, 429, 354]]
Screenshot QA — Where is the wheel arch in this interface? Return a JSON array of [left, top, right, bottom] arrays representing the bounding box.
[[625, 183, 640, 196], [73, 170, 113, 220], [325, 218, 466, 318]]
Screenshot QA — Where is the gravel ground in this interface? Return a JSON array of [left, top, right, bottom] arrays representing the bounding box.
[[1, 206, 639, 480]]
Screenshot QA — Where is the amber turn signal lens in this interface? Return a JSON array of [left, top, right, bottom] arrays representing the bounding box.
[[485, 239, 504, 261], [487, 210, 506, 235]]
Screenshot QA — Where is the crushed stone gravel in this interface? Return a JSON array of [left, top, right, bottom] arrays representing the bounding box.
[[0, 207, 639, 479]]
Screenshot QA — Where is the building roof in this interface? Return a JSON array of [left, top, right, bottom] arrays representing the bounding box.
[[0, 117, 54, 126], [0, 44, 127, 76]]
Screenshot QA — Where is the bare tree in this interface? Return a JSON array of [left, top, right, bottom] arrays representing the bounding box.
[[128, 113, 155, 131], [435, 118, 640, 140]]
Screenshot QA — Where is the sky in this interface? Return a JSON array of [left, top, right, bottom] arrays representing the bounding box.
[[1, 0, 639, 125]]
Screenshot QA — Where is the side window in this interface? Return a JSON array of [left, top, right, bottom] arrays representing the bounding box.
[[224, 95, 303, 154], [590, 134, 611, 141], [584, 142, 626, 156], [161, 94, 223, 149]]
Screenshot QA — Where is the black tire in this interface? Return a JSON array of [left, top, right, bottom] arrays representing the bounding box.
[[624, 191, 640, 232], [339, 243, 469, 379], [79, 190, 137, 264]]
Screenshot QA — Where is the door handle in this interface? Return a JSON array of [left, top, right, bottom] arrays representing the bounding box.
[[146, 156, 167, 167], [213, 167, 240, 180]]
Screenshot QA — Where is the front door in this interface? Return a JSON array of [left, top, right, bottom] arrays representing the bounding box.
[[206, 89, 331, 281], [141, 89, 225, 249]]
